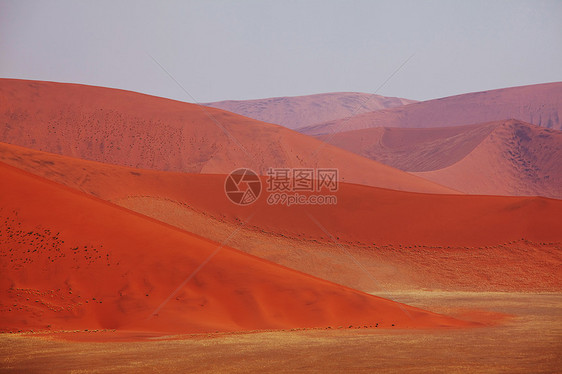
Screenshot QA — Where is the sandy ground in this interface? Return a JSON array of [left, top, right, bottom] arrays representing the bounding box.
[[1, 292, 560, 373]]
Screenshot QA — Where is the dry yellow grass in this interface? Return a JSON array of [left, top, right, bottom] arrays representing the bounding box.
[[1, 292, 560, 373]]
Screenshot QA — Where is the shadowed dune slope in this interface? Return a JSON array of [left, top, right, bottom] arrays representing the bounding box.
[[412, 121, 562, 198], [317, 122, 499, 172], [0, 78, 453, 194], [0, 162, 471, 334], [205, 92, 415, 130], [301, 82, 562, 135], [318, 120, 562, 198]]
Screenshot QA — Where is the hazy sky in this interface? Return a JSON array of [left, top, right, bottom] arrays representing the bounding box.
[[1, 0, 561, 103]]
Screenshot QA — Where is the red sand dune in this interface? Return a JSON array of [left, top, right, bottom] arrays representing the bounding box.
[[205, 92, 415, 130], [318, 122, 499, 172], [0, 78, 453, 194], [318, 120, 562, 198], [2, 143, 561, 292], [413, 121, 562, 198], [1, 142, 561, 248], [300, 82, 562, 135], [0, 162, 473, 334]]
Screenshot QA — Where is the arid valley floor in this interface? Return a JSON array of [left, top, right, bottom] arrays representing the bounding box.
[[2, 292, 561, 373]]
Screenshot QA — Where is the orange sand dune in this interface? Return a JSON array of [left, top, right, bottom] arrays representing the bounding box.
[[301, 82, 562, 135], [0, 162, 471, 334], [318, 120, 562, 198], [1, 143, 561, 292], [205, 92, 415, 130], [0, 78, 453, 194]]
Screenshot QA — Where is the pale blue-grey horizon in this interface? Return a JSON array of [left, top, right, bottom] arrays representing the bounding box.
[[1, 0, 561, 103]]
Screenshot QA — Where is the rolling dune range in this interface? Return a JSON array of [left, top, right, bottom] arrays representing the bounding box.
[[299, 82, 562, 135], [205, 92, 415, 130], [0, 78, 452, 194], [1, 80, 561, 351]]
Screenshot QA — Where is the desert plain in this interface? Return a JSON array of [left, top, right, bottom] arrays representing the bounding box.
[[1, 79, 561, 373]]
